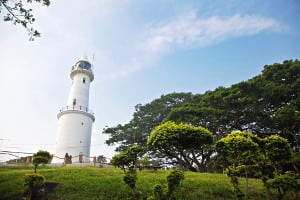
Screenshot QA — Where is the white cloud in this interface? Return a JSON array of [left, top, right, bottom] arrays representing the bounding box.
[[94, 11, 285, 80], [140, 11, 284, 58]]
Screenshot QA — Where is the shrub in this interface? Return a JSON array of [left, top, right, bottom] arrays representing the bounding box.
[[267, 175, 299, 200], [23, 173, 44, 188], [153, 184, 164, 200], [166, 169, 184, 199], [123, 171, 137, 189], [123, 171, 139, 200], [23, 173, 45, 200]]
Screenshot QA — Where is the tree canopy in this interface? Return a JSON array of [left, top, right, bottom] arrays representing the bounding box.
[[103, 92, 193, 152], [102, 59, 300, 169], [110, 145, 143, 172], [32, 150, 51, 173], [216, 131, 294, 199], [215, 131, 261, 168], [147, 121, 213, 172], [167, 60, 300, 147], [0, 0, 50, 40]]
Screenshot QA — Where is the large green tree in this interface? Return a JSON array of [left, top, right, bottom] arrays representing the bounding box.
[[103, 93, 193, 152], [103, 59, 299, 169], [168, 60, 300, 148], [147, 121, 213, 172], [0, 0, 50, 40]]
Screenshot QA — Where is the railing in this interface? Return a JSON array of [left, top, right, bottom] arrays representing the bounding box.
[[71, 65, 93, 72], [59, 105, 94, 116], [70, 65, 94, 81]]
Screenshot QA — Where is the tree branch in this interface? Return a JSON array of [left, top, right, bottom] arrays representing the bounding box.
[[0, 0, 24, 24]]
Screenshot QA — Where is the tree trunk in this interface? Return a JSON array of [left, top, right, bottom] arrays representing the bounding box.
[[245, 170, 248, 200], [34, 164, 38, 173], [133, 186, 139, 200]]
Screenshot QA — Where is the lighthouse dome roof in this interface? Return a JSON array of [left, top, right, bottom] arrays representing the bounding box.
[[77, 56, 90, 63]]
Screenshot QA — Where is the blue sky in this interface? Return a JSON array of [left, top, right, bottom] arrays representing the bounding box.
[[0, 0, 299, 161]]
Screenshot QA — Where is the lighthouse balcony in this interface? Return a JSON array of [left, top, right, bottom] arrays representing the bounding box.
[[58, 105, 95, 121]]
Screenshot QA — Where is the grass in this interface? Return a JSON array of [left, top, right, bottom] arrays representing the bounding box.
[[0, 165, 267, 200]]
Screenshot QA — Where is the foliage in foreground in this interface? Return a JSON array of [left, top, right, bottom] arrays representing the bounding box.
[[23, 173, 45, 200], [112, 145, 186, 200], [0, 166, 269, 200], [216, 132, 299, 200]]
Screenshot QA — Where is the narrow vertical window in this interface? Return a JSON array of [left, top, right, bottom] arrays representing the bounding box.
[[83, 77, 86, 83], [73, 98, 76, 106]]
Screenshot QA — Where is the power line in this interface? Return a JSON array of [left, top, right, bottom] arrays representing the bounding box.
[[0, 150, 34, 154]]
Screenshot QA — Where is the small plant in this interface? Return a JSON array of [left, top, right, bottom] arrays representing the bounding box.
[[148, 169, 184, 200], [23, 173, 45, 200], [166, 169, 184, 198], [267, 174, 299, 200], [111, 145, 143, 199], [123, 170, 139, 200], [226, 167, 244, 200], [153, 184, 164, 200]]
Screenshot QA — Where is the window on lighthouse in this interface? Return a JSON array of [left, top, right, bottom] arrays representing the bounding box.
[[83, 77, 86, 83], [73, 99, 76, 106]]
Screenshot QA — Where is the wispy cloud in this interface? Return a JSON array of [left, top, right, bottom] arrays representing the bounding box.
[[100, 11, 285, 80], [140, 11, 284, 58]]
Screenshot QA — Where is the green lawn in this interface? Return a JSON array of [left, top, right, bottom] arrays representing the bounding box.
[[0, 165, 267, 200]]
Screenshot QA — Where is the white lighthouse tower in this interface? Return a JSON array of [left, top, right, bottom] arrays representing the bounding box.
[[53, 57, 95, 163]]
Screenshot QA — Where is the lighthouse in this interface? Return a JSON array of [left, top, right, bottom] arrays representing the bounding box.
[[53, 57, 95, 163]]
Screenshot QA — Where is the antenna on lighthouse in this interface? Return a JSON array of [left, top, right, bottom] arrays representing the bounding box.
[[91, 53, 95, 70]]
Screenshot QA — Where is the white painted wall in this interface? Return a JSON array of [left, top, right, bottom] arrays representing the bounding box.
[[55, 112, 93, 162], [53, 58, 95, 164], [67, 73, 91, 108]]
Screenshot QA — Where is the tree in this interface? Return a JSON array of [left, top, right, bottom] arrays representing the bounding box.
[[104, 59, 299, 173], [103, 93, 193, 152], [97, 155, 107, 164], [216, 132, 297, 200], [216, 131, 261, 199], [147, 121, 213, 172], [32, 150, 51, 173], [216, 132, 261, 168], [169, 60, 300, 148], [110, 145, 143, 200], [263, 135, 292, 175], [165, 89, 229, 138], [110, 145, 143, 172], [0, 0, 50, 40]]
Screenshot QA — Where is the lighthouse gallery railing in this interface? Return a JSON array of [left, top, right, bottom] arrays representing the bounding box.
[[59, 105, 94, 116]]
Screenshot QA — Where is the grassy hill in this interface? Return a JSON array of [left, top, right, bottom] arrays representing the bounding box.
[[0, 165, 266, 200]]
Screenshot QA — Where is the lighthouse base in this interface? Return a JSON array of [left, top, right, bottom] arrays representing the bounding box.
[[53, 111, 94, 164]]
